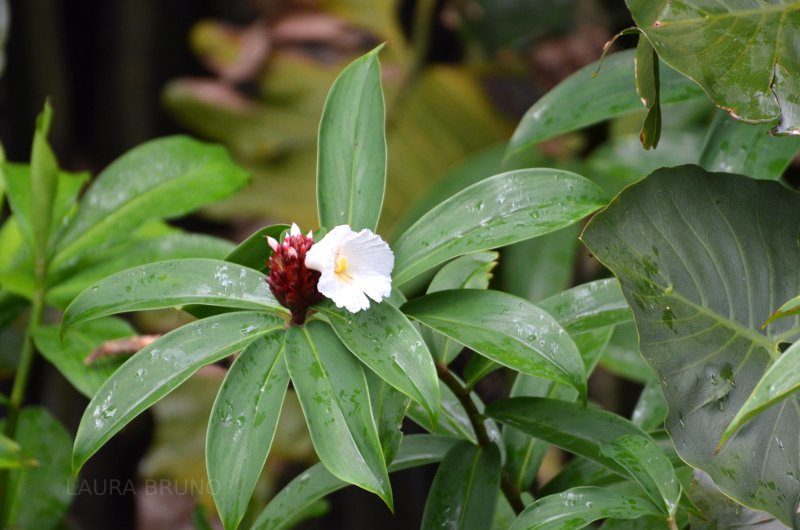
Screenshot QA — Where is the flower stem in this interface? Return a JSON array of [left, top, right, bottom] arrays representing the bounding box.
[[435, 363, 526, 515]]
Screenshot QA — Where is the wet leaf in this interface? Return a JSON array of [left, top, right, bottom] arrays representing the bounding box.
[[420, 441, 501, 530], [509, 486, 661, 530], [317, 45, 385, 232], [699, 111, 800, 181], [423, 251, 498, 364], [34, 317, 135, 397], [207, 333, 289, 530], [626, 0, 800, 134], [582, 165, 800, 525], [53, 136, 248, 266], [508, 49, 704, 157], [316, 299, 440, 421], [251, 435, 457, 530], [62, 258, 285, 332], [392, 169, 605, 286], [283, 321, 392, 507], [487, 396, 676, 512], [72, 311, 284, 471], [404, 289, 587, 401], [537, 279, 632, 334], [366, 371, 409, 466]]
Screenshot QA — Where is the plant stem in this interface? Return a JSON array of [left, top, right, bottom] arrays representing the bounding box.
[[0, 260, 47, 517], [435, 363, 526, 515]]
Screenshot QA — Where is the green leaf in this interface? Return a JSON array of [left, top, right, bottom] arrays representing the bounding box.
[[720, 341, 800, 447], [62, 258, 284, 332], [420, 441, 501, 530], [223, 224, 288, 273], [207, 332, 289, 530], [47, 233, 234, 309], [631, 378, 668, 433], [53, 136, 248, 266], [764, 294, 800, 326], [423, 251, 498, 364], [316, 299, 440, 420], [392, 169, 605, 286], [601, 434, 681, 517], [317, 45, 386, 231], [403, 289, 587, 401], [507, 49, 704, 157], [30, 101, 59, 259], [34, 317, 135, 398], [537, 279, 632, 334], [463, 354, 503, 388], [501, 225, 580, 303], [251, 435, 457, 530], [635, 36, 661, 149], [407, 381, 478, 444], [503, 328, 614, 491], [699, 111, 800, 181], [366, 371, 409, 466], [72, 311, 283, 471], [2, 407, 74, 530], [690, 470, 789, 530], [626, 1, 800, 134], [509, 486, 661, 530], [581, 165, 800, 525], [487, 398, 674, 496], [283, 321, 392, 507]]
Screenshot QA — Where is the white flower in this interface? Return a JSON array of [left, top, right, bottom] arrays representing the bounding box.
[[305, 225, 394, 313]]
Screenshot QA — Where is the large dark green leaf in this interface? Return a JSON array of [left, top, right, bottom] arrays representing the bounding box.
[[207, 333, 289, 530], [699, 111, 800, 181], [62, 259, 284, 332], [223, 224, 288, 273], [690, 470, 789, 530], [2, 408, 74, 530], [315, 300, 440, 420], [53, 136, 248, 266], [582, 165, 800, 525], [509, 486, 661, 530], [537, 279, 631, 334], [626, 1, 800, 134], [283, 321, 392, 507], [507, 49, 704, 157], [420, 441, 501, 530], [251, 435, 458, 530], [366, 371, 408, 466], [317, 46, 385, 231], [34, 317, 135, 398], [392, 169, 605, 286], [487, 397, 679, 516], [72, 311, 283, 471], [404, 289, 586, 400]]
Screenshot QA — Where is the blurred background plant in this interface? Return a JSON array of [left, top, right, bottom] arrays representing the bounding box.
[[1, 1, 797, 529]]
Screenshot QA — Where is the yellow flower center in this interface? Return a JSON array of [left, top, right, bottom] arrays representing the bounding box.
[[334, 253, 348, 274]]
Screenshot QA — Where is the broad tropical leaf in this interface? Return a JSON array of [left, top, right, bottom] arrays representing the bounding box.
[[582, 165, 800, 525]]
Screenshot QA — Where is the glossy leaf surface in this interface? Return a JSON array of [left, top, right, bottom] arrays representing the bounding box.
[[509, 486, 661, 530], [420, 441, 501, 530], [508, 49, 704, 156], [62, 258, 284, 332], [627, 1, 800, 134], [207, 333, 289, 530], [582, 165, 800, 525], [316, 300, 440, 419], [72, 311, 283, 471], [317, 46, 385, 231], [283, 322, 392, 507], [392, 169, 605, 286], [404, 289, 586, 400]]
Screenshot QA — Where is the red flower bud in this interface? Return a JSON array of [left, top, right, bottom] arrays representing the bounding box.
[[266, 226, 323, 325]]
